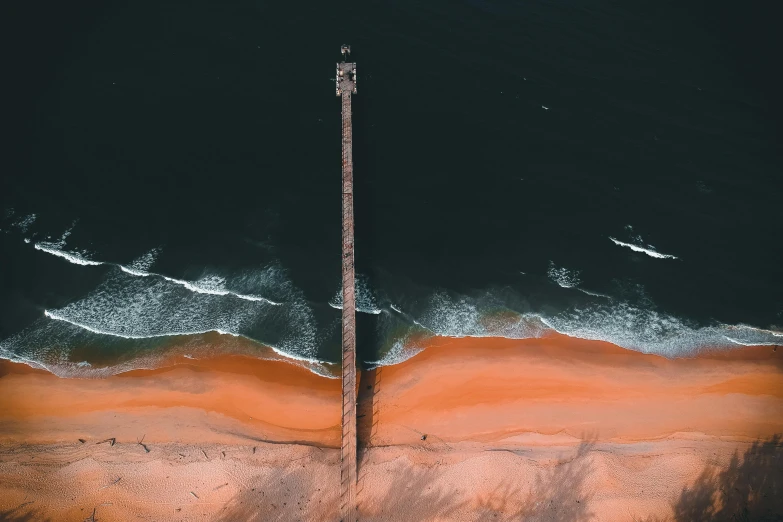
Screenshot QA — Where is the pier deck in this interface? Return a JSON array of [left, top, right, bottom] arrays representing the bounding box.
[[337, 45, 357, 522]]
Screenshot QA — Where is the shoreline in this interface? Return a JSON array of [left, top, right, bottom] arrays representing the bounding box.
[[3, 325, 780, 381], [1, 334, 781, 520], [0, 352, 341, 447], [1, 333, 781, 445], [375, 335, 783, 444]]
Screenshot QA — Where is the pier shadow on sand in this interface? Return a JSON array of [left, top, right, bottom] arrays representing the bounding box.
[[357, 366, 381, 452], [356, 365, 382, 506], [356, 311, 385, 482]]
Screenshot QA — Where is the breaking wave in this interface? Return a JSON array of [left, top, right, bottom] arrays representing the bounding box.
[[158, 273, 279, 304], [32, 221, 102, 266], [29, 232, 280, 305], [3, 219, 779, 378], [609, 237, 678, 259], [609, 226, 678, 259], [34, 242, 104, 266], [366, 337, 425, 369], [0, 320, 333, 379], [43, 309, 243, 340], [0, 261, 329, 377], [368, 285, 782, 367], [1, 223, 327, 375]]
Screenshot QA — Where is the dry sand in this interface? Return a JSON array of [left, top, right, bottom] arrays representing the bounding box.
[[0, 334, 781, 521]]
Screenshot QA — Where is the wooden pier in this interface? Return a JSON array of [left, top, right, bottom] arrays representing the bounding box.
[[337, 44, 358, 522]]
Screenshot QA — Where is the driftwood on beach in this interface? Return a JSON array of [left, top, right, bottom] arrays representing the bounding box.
[[136, 435, 150, 453]]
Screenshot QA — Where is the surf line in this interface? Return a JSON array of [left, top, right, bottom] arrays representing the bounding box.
[[328, 300, 382, 315], [33, 242, 281, 305], [42, 309, 327, 365], [608, 237, 678, 259]]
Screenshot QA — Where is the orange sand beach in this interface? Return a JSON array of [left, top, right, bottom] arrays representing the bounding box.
[[0, 334, 781, 521]]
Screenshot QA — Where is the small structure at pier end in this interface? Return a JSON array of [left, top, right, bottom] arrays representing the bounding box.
[[337, 44, 358, 522], [336, 45, 357, 96]]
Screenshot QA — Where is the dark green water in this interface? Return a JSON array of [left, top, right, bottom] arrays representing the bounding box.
[[1, 0, 781, 376]]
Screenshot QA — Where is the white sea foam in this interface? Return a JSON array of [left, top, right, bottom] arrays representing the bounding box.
[[724, 336, 757, 346], [367, 337, 424, 369], [609, 237, 678, 259], [32, 239, 281, 305], [42, 269, 322, 365], [2, 243, 324, 374], [2, 311, 331, 379], [536, 301, 779, 357], [34, 243, 104, 266], [724, 336, 780, 347], [721, 324, 783, 346], [6, 272, 781, 377], [9, 219, 779, 374], [576, 287, 612, 299], [32, 222, 103, 266], [547, 261, 581, 288], [25, 244, 319, 361], [27, 222, 279, 304], [128, 248, 161, 272], [47, 221, 77, 246], [163, 274, 229, 297], [119, 265, 150, 277], [42, 269, 271, 341], [418, 292, 546, 339], [0, 343, 52, 374], [44, 309, 242, 339], [12, 213, 37, 233], [47, 309, 328, 365], [122, 267, 280, 304], [329, 275, 382, 314], [265, 342, 326, 365], [726, 324, 783, 337], [370, 284, 783, 367], [124, 270, 279, 304], [370, 291, 550, 368]]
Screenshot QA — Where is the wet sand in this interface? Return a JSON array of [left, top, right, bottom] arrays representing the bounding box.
[[1, 334, 781, 521]]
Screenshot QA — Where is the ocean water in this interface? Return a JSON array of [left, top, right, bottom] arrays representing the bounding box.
[[1, 0, 781, 377]]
